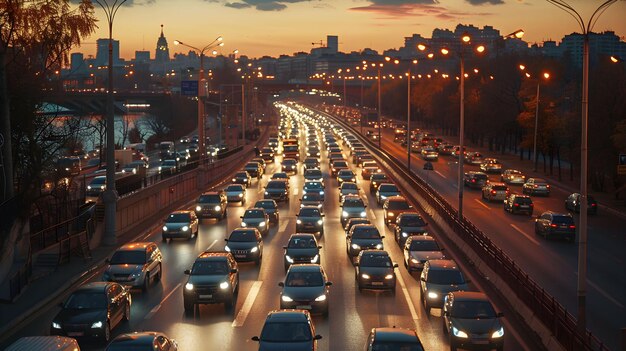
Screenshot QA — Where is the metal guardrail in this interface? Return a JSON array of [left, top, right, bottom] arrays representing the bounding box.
[[323, 109, 609, 351]]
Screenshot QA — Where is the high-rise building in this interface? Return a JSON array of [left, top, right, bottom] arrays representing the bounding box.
[[155, 24, 170, 63], [134, 51, 150, 63], [70, 53, 86, 73], [561, 31, 626, 67], [95, 38, 120, 67], [327, 35, 338, 54]]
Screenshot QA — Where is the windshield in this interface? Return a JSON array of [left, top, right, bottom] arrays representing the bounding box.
[[344, 198, 365, 207], [110, 250, 146, 265], [400, 215, 426, 227], [333, 161, 348, 168], [163, 160, 176, 166], [304, 182, 322, 190], [379, 185, 398, 192], [342, 183, 358, 190], [299, 208, 321, 217], [199, 195, 220, 203], [288, 237, 317, 248], [372, 175, 388, 182], [533, 178, 547, 184], [90, 177, 106, 185], [339, 171, 355, 177], [285, 271, 323, 287], [167, 213, 191, 222], [427, 270, 465, 285], [191, 260, 229, 275], [302, 194, 322, 201], [451, 300, 497, 319], [255, 201, 275, 209], [409, 240, 440, 251], [360, 254, 392, 267], [268, 182, 287, 189], [372, 342, 424, 351], [552, 215, 574, 225], [283, 159, 297, 165], [272, 173, 288, 179], [388, 201, 410, 210], [244, 210, 265, 218], [306, 170, 322, 177], [229, 230, 257, 242], [352, 227, 380, 239], [64, 292, 107, 309], [284, 146, 299, 152], [235, 172, 248, 178], [226, 185, 243, 191], [261, 322, 312, 342]]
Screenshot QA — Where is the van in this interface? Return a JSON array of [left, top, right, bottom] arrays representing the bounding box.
[[5, 336, 80, 351]]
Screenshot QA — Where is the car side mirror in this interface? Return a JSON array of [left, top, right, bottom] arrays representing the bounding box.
[[381, 236, 385, 239], [278, 282, 284, 287], [240, 216, 244, 219], [231, 268, 238, 273], [325, 281, 333, 286], [184, 269, 191, 275], [393, 263, 399, 268], [497, 312, 504, 317], [364, 205, 367, 208], [420, 277, 426, 282], [314, 335, 323, 340], [318, 246, 322, 249], [251, 336, 260, 342]]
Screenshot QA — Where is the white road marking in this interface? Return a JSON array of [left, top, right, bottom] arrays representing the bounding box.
[[206, 239, 218, 251], [510, 224, 540, 246], [294, 188, 299, 196], [574, 273, 624, 308], [145, 283, 182, 319], [473, 198, 490, 210], [396, 271, 420, 326], [435, 170, 446, 178], [232, 281, 263, 327]]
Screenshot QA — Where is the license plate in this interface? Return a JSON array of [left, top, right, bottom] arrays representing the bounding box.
[[67, 332, 84, 337], [296, 305, 312, 310], [235, 254, 246, 258], [520, 205, 529, 208], [199, 294, 213, 299], [372, 282, 384, 286], [472, 340, 489, 344]]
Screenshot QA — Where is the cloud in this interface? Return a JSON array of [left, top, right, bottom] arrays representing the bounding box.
[[225, 2, 252, 8], [255, 1, 288, 10], [465, 0, 504, 4], [209, 0, 315, 11], [350, 1, 491, 20]]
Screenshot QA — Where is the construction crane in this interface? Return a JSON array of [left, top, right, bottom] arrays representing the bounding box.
[[312, 40, 325, 47]]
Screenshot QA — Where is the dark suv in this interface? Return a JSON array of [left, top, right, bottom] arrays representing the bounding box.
[[183, 252, 239, 313], [503, 194, 533, 216], [365, 327, 425, 351], [195, 191, 227, 220], [244, 162, 263, 179], [264, 180, 290, 202], [463, 171, 489, 189], [535, 211, 576, 241]]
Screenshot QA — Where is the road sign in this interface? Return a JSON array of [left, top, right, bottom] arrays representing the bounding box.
[[618, 165, 626, 175], [181, 80, 198, 96]]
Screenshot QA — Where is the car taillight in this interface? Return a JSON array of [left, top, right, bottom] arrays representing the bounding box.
[[550, 224, 558, 227], [514, 203, 519, 207], [546, 185, 550, 188], [534, 185, 539, 188], [491, 190, 497, 195], [591, 203, 596, 207], [471, 179, 476, 183], [529, 203, 534, 207]]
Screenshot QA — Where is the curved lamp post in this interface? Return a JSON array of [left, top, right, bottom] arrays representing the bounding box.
[[519, 64, 550, 172]]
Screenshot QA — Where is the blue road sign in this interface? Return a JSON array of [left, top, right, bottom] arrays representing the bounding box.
[[181, 80, 198, 96]]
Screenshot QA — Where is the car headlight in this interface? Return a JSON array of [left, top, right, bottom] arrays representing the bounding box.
[[195, 206, 202, 211], [259, 221, 266, 227], [251, 246, 259, 253], [317, 219, 323, 225], [315, 294, 327, 302], [317, 204, 322, 208], [385, 274, 394, 280], [319, 190, 324, 195], [281, 295, 293, 302], [388, 212, 395, 217], [351, 243, 360, 249], [427, 292, 438, 299], [342, 211, 349, 217], [296, 219, 302, 224], [162, 226, 168, 231], [452, 326, 468, 338], [232, 178, 236, 182], [224, 246, 231, 252], [91, 321, 103, 329], [219, 281, 230, 290], [381, 195, 387, 200], [238, 193, 244, 198], [375, 243, 383, 249], [351, 178, 355, 182], [411, 258, 419, 263], [311, 254, 319, 263], [491, 327, 504, 338], [182, 226, 189, 231], [402, 232, 409, 237], [285, 255, 294, 263], [265, 191, 269, 195], [52, 322, 61, 329], [360, 211, 366, 217], [87, 185, 92, 190], [241, 222, 247, 227], [214, 205, 221, 211], [361, 273, 370, 279]]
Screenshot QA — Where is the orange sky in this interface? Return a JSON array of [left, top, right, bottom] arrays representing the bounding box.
[[76, 0, 626, 59]]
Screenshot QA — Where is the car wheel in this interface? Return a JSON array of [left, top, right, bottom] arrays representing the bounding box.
[[102, 320, 111, 342], [422, 295, 431, 314], [142, 273, 150, 292], [123, 302, 131, 321], [225, 296, 235, 310], [442, 318, 448, 334], [183, 300, 194, 314], [155, 264, 162, 281], [162, 236, 167, 242]]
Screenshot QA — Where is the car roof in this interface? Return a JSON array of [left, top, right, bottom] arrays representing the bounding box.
[[265, 309, 310, 323], [386, 196, 407, 202], [287, 264, 322, 272], [372, 327, 420, 342], [360, 249, 389, 257], [201, 191, 220, 195], [75, 281, 110, 293], [449, 291, 489, 302], [196, 251, 230, 261], [109, 332, 162, 344], [427, 259, 459, 270], [407, 235, 435, 242], [171, 210, 192, 215], [290, 233, 316, 239], [118, 242, 152, 251]]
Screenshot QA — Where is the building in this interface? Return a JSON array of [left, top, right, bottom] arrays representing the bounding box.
[[155, 24, 170, 63], [95, 38, 120, 67], [134, 51, 150, 63], [560, 31, 626, 67]]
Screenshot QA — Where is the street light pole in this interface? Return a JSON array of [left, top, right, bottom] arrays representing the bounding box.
[[94, 0, 127, 246], [458, 55, 465, 221], [407, 67, 411, 171], [377, 65, 382, 148]]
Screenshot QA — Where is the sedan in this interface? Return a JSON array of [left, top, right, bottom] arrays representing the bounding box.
[[565, 193, 598, 214], [480, 158, 503, 173], [51, 282, 131, 342], [300, 193, 324, 212], [103, 242, 162, 291], [534, 211, 576, 241], [304, 169, 324, 183], [271, 172, 290, 181], [244, 162, 263, 179], [225, 228, 263, 264], [106, 332, 178, 351], [341, 195, 367, 226], [264, 180, 290, 202], [369, 173, 389, 194], [339, 182, 359, 201], [394, 213, 429, 246], [283, 234, 322, 271], [383, 196, 412, 226], [162, 211, 199, 241], [225, 184, 246, 205], [252, 310, 322, 350], [346, 224, 384, 258], [281, 158, 299, 174], [303, 181, 325, 200], [337, 170, 357, 185], [303, 157, 320, 171], [240, 208, 270, 236], [481, 182, 509, 202], [279, 264, 332, 315], [355, 250, 398, 293], [501, 169, 526, 185], [376, 183, 401, 205], [403, 235, 444, 272], [255, 199, 279, 224], [232, 171, 252, 188], [522, 178, 551, 196], [420, 259, 469, 314], [260, 147, 275, 162], [296, 206, 325, 235]]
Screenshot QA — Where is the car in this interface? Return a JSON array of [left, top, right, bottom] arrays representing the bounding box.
[[330, 160, 349, 177], [534, 211, 576, 241], [51, 282, 131, 342], [361, 162, 380, 179], [281, 158, 299, 174], [244, 162, 263, 179], [306, 147, 321, 158], [304, 169, 324, 183], [501, 169, 526, 185], [255, 199, 279, 223], [159, 159, 178, 175], [103, 242, 162, 290], [564, 192, 598, 214], [420, 259, 469, 314], [355, 250, 398, 293], [452, 145, 467, 157], [86, 175, 107, 198], [5, 336, 81, 351], [439, 144, 454, 155], [283, 145, 300, 160], [296, 206, 325, 235], [341, 195, 367, 225], [443, 291, 504, 351], [106, 332, 178, 351], [265, 180, 290, 202], [376, 183, 401, 205], [279, 264, 332, 314], [269, 138, 279, 151], [232, 171, 252, 188], [463, 171, 489, 189], [183, 251, 239, 312], [394, 212, 429, 246], [120, 164, 138, 175], [346, 224, 384, 258], [464, 152, 484, 165], [162, 211, 199, 241], [383, 196, 413, 226], [283, 234, 322, 271], [480, 158, 503, 173], [366, 327, 425, 351], [252, 157, 267, 172], [260, 147, 275, 162], [343, 218, 370, 236], [225, 228, 264, 263], [339, 182, 359, 201], [420, 147, 439, 161], [251, 310, 322, 350], [337, 170, 357, 185], [225, 184, 247, 205], [357, 154, 375, 166], [503, 193, 534, 215], [300, 192, 324, 211], [195, 191, 228, 220], [523, 178, 551, 196], [303, 181, 325, 200], [403, 235, 444, 272], [271, 172, 290, 181], [241, 208, 270, 236], [369, 173, 389, 194], [481, 182, 509, 202], [303, 158, 320, 172]]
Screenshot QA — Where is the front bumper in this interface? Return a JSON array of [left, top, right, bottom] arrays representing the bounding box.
[[450, 335, 504, 350], [229, 249, 261, 262], [184, 286, 233, 304], [162, 229, 192, 239], [280, 298, 328, 314], [51, 324, 107, 339], [357, 276, 396, 290]]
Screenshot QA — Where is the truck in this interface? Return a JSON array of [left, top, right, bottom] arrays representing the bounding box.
[[114, 149, 133, 168]]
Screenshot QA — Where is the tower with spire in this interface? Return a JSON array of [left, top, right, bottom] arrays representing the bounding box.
[[155, 24, 170, 63]]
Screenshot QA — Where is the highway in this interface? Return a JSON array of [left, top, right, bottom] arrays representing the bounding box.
[[2, 105, 528, 350]]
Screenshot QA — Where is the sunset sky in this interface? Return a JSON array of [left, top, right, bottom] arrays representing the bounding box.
[[76, 0, 626, 59]]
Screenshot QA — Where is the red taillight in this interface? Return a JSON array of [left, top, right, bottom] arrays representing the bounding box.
[[491, 190, 496, 195], [591, 203, 596, 207], [569, 225, 576, 229], [514, 203, 519, 207], [529, 203, 534, 207], [534, 185, 539, 188], [546, 185, 550, 188], [471, 179, 476, 183], [550, 224, 558, 228]]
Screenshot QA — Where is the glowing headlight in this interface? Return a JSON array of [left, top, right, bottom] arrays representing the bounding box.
[[251, 246, 259, 253], [162, 226, 168, 231], [319, 190, 324, 195], [360, 211, 366, 217], [385, 274, 394, 280], [195, 206, 202, 211], [91, 321, 103, 329], [311, 254, 319, 263], [317, 204, 322, 208], [351, 178, 355, 182], [241, 222, 247, 227], [214, 205, 221, 211], [315, 294, 327, 302], [265, 191, 269, 195], [232, 178, 236, 182], [317, 219, 323, 225], [281, 295, 293, 302], [219, 281, 229, 290], [361, 274, 370, 279], [427, 292, 438, 299], [224, 246, 231, 252], [351, 244, 360, 249], [375, 243, 383, 249], [238, 193, 244, 198], [491, 327, 504, 338], [342, 211, 349, 217], [87, 185, 92, 190], [402, 232, 408, 237], [381, 195, 387, 200], [411, 258, 419, 263], [52, 322, 61, 329], [259, 221, 266, 227], [285, 255, 294, 263], [388, 212, 395, 216], [296, 219, 302, 224], [182, 226, 189, 231], [452, 327, 468, 338]]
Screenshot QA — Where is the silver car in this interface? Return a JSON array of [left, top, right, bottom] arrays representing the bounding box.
[[225, 184, 247, 205], [501, 169, 526, 185], [403, 236, 444, 272], [341, 195, 367, 226], [420, 259, 469, 314], [103, 242, 163, 291], [162, 211, 199, 241], [240, 208, 270, 236]]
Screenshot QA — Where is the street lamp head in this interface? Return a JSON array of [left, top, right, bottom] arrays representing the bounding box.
[[514, 29, 525, 39], [543, 72, 550, 79], [233, 49, 239, 54], [412, 59, 418, 64], [217, 36, 223, 41], [462, 34, 471, 43], [476, 45, 485, 53], [427, 53, 434, 59], [218, 42, 224, 47], [385, 56, 391, 62], [212, 50, 218, 55], [525, 72, 531, 78], [174, 40, 181, 45], [519, 64, 526, 71], [610, 55, 623, 63], [473, 68, 479, 73], [417, 44, 427, 51]]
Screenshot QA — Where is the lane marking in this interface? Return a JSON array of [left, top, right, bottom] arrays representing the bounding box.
[[145, 283, 182, 319], [574, 273, 624, 308], [293, 188, 299, 196], [232, 281, 263, 327], [510, 224, 540, 246], [473, 198, 490, 210], [206, 239, 218, 251], [396, 271, 420, 326], [435, 170, 446, 178]]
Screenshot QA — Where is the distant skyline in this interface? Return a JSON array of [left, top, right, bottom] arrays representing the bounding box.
[[75, 0, 626, 59]]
